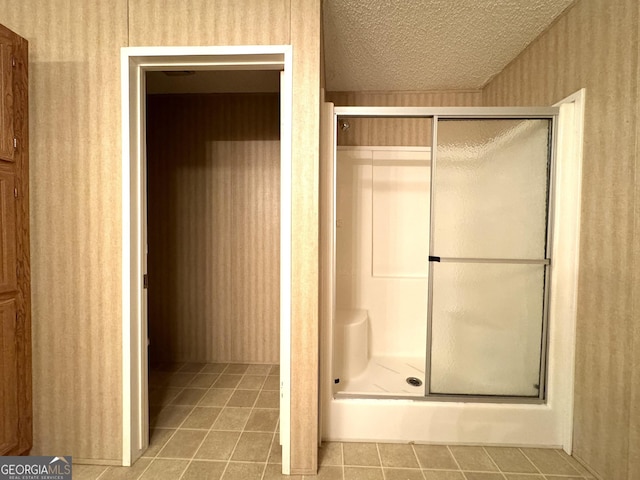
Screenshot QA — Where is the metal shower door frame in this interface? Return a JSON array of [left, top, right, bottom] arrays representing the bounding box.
[[333, 106, 559, 404]]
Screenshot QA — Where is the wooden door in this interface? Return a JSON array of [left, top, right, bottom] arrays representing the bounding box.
[[0, 23, 30, 456]]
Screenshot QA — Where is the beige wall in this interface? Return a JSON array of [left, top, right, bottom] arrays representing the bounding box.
[[146, 93, 280, 365], [0, 0, 320, 471], [327, 91, 481, 146], [0, 1, 128, 463], [483, 1, 640, 478]]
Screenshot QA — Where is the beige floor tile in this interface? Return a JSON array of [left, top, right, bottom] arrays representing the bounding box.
[[200, 388, 234, 407], [189, 373, 219, 388], [149, 386, 182, 406], [263, 376, 280, 390], [344, 466, 383, 480], [171, 388, 207, 406], [225, 363, 250, 374], [222, 462, 265, 480], [485, 447, 537, 473], [157, 429, 207, 459], [227, 389, 259, 407], [195, 431, 241, 460], [144, 428, 175, 457], [245, 408, 279, 432], [180, 362, 207, 373], [377, 443, 420, 468], [263, 463, 303, 479], [255, 390, 279, 408], [520, 449, 579, 476], [153, 362, 185, 373], [422, 471, 465, 480], [237, 375, 267, 390], [319, 442, 343, 466], [148, 371, 170, 386], [309, 465, 344, 479], [149, 404, 163, 421], [72, 465, 108, 480], [544, 477, 582, 480], [343, 443, 380, 467], [269, 441, 282, 464], [213, 374, 244, 389], [383, 467, 424, 480], [152, 405, 193, 428], [98, 458, 152, 480], [139, 459, 189, 479], [165, 372, 196, 387], [463, 473, 504, 480], [181, 460, 226, 480], [231, 432, 273, 462], [503, 475, 544, 480], [182, 407, 222, 429], [449, 446, 498, 472], [269, 365, 280, 375], [246, 364, 272, 375], [201, 363, 229, 374], [413, 444, 458, 470], [212, 407, 251, 430], [555, 451, 593, 477]]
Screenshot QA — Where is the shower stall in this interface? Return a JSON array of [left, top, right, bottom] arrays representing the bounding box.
[[322, 106, 578, 447]]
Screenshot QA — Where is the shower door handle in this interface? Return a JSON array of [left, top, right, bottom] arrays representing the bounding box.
[[428, 256, 441, 262]]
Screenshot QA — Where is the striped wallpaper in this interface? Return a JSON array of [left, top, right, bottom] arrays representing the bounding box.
[[326, 91, 482, 146], [0, 0, 634, 476], [483, 1, 640, 478], [0, 0, 321, 471], [146, 93, 280, 365], [0, 0, 128, 462]]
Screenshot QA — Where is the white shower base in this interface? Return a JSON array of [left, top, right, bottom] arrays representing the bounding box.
[[337, 355, 425, 396]]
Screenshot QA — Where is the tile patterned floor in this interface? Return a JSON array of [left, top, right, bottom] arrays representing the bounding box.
[[73, 363, 597, 480]]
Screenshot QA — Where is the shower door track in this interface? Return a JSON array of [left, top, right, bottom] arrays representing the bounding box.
[[428, 257, 550, 265]]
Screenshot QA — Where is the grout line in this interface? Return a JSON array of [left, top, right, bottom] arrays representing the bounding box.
[[481, 446, 508, 479], [216, 363, 253, 479], [445, 446, 469, 480], [375, 443, 386, 480], [549, 449, 584, 478], [260, 418, 280, 480], [408, 444, 428, 480], [150, 363, 226, 480], [138, 363, 199, 480], [518, 448, 545, 476], [94, 466, 109, 479]]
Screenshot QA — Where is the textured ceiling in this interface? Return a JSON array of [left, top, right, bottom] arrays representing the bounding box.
[[323, 0, 574, 92]]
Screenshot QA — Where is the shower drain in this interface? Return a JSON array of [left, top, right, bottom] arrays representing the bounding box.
[[406, 377, 423, 387]]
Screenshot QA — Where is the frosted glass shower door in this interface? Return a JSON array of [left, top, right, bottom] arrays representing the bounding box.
[[429, 118, 552, 397]]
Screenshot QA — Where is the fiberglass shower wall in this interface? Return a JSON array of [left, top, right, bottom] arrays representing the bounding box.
[[334, 117, 432, 394], [333, 111, 554, 400]]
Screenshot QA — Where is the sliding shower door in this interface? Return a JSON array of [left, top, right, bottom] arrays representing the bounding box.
[[428, 118, 553, 398]]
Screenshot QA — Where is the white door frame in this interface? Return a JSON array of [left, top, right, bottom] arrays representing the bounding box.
[[120, 45, 293, 471]]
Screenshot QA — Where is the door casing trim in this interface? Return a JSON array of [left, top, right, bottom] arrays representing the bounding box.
[[120, 45, 293, 471]]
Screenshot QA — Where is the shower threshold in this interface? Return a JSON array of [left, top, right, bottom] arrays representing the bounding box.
[[336, 355, 425, 397]]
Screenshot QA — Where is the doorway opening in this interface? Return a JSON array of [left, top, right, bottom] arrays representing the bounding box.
[[121, 46, 293, 472]]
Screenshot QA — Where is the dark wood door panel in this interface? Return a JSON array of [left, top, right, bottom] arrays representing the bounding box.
[[0, 23, 30, 456], [0, 171, 17, 294], [0, 298, 18, 455], [0, 34, 14, 163]]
